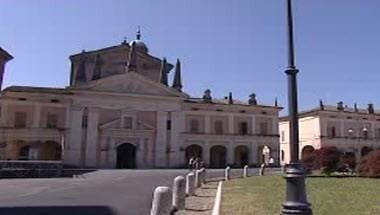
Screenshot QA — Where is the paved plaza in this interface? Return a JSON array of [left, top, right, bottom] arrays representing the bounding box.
[[0, 169, 267, 215]]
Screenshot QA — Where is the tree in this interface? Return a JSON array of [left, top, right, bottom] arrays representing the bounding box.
[[358, 150, 380, 177], [313, 146, 342, 176]]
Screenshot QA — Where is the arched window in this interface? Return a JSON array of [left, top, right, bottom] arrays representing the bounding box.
[[19, 146, 30, 160], [239, 122, 248, 135], [190, 119, 199, 133], [214, 120, 223, 134]]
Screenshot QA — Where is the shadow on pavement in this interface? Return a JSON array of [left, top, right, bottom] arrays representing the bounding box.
[[0, 206, 118, 215]]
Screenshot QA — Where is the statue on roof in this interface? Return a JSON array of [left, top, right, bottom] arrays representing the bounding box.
[[248, 93, 257, 105], [203, 89, 212, 103]]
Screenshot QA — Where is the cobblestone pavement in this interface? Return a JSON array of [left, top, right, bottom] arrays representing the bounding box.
[[176, 181, 220, 215]]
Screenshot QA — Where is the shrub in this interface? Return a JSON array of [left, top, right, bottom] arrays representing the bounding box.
[[358, 150, 380, 177], [313, 146, 342, 176]]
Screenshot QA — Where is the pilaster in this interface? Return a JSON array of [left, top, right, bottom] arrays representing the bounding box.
[[32, 103, 42, 128], [205, 115, 211, 134], [228, 115, 234, 134], [155, 111, 168, 167], [66, 106, 83, 166], [85, 107, 100, 167]]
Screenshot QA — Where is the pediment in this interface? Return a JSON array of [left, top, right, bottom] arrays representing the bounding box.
[[71, 72, 186, 98]]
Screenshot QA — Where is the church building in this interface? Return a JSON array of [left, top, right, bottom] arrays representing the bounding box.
[[0, 30, 282, 168]]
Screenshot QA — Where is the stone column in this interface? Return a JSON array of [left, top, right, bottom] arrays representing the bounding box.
[[85, 107, 100, 167], [204, 142, 210, 167], [228, 115, 234, 134], [66, 107, 83, 166], [170, 111, 182, 168], [249, 142, 258, 166], [205, 115, 211, 134], [32, 103, 42, 128], [155, 111, 168, 168], [251, 116, 256, 135], [227, 142, 234, 165]]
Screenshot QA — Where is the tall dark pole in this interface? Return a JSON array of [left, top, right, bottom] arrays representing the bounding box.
[[281, 0, 312, 214]]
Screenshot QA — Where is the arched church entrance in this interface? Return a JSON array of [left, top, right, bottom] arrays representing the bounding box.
[[116, 143, 136, 169], [185, 144, 203, 162], [210, 145, 227, 168], [234, 145, 249, 167]]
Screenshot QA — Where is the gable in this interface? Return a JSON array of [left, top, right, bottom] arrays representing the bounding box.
[[71, 71, 186, 98]]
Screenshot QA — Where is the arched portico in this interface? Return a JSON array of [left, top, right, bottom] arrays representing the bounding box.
[[185, 144, 203, 162], [116, 143, 137, 169], [234, 145, 249, 167], [301, 145, 315, 160], [210, 145, 227, 168]]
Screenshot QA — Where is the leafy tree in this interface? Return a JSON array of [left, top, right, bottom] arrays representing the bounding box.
[[358, 150, 380, 177], [313, 146, 342, 176]]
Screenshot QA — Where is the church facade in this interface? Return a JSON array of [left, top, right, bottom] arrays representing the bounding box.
[[0, 32, 282, 168]]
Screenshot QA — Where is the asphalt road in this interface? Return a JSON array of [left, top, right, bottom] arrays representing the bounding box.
[[0, 168, 275, 215]]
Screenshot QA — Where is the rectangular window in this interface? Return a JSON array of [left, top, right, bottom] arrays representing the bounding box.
[[376, 128, 380, 139], [47, 114, 58, 128], [14, 112, 27, 128], [215, 120, 223, 134], [190, 119, 199, 133], [124, 117, 133, 129]]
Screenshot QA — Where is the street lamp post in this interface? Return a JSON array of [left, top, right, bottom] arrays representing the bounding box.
[[281, 0, 312, 214]]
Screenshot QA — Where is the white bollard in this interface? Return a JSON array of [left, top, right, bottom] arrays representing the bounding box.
[[172, 176, 186, 211], [243, 165, 249, 178], [150, 186, 173, 215], [195, 169, 202, 188], [201, 168, 206, 184], [186, 172, 195, 196], [225, 166, 231, 181]]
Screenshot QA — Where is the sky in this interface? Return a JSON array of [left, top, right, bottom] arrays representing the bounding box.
[[1, 0, 380, 113]]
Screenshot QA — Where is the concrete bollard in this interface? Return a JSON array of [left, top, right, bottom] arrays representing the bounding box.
[[172, 176, 186, 211], [150, 186, 172, 215], [225, 166, 231, 181], [186, 172, 195, 196], [201, 168, 207, 184], [195, 169, 202, 188], [243, 165, 249, 178]]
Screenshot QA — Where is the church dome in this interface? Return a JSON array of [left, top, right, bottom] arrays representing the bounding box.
[[129, 28, 149, 53]]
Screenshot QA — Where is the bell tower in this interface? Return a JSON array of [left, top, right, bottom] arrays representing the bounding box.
[[0, 47, 13, 90]]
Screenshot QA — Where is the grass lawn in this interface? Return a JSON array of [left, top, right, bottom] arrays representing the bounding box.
[[222, 175, 380, 215]]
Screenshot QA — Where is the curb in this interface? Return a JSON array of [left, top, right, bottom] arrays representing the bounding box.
[[212, 181, 223, 215]]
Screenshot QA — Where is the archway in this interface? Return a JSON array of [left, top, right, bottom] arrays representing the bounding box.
[[43, 141, 62, 160], [19, 145, 30, 160], [361, 146, 373, 157], [301, 145, 315, 160], [116, 143, 137, 169], [234, 145, 249, 167], [185, 144, 203, 162], [210, 145, 227, 168], [257, 145, 271, 165]]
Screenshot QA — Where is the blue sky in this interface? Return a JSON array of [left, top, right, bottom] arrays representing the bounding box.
[[1, 0, 380, 113]]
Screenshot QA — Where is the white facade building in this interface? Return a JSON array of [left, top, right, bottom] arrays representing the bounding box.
[[279, 101, 380, 164], [0, 33, 282, 168]]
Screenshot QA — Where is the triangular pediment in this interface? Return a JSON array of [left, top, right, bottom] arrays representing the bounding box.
[[70, 72, 187, 97]]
